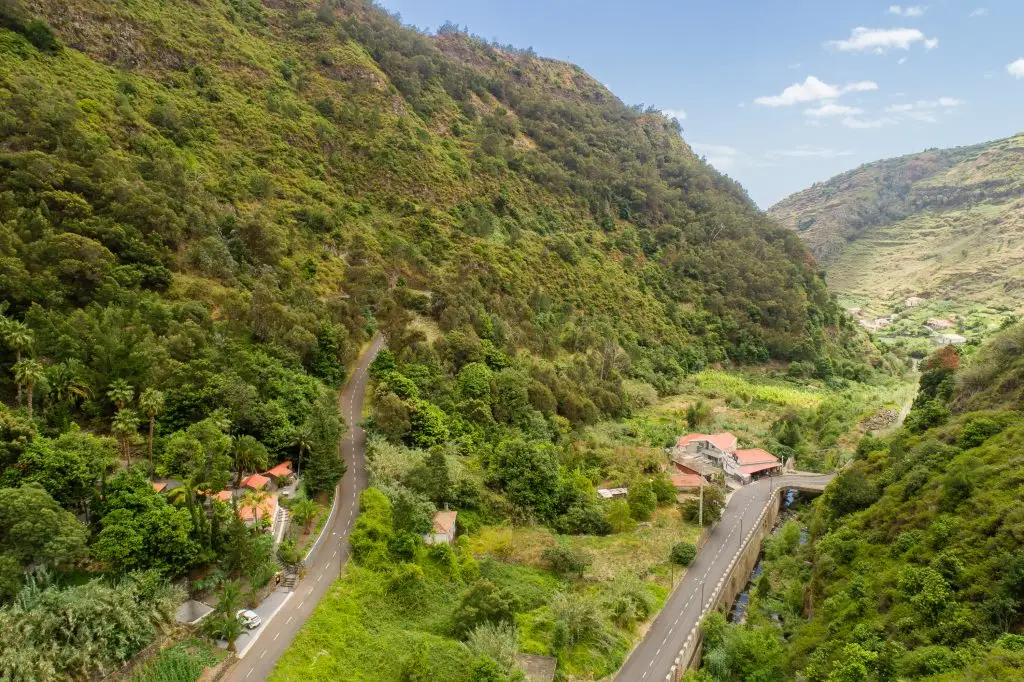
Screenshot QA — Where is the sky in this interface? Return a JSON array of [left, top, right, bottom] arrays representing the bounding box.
[[377, 0, 1024, 208]]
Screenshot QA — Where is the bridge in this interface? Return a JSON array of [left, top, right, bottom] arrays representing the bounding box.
[[616, 473, 835, 681]]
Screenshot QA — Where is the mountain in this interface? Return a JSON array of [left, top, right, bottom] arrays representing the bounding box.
[[0, 1, 876, 679], [768, 134, 1024, 326]]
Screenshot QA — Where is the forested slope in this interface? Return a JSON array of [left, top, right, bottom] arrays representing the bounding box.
[[0, 0, 872, 678], [691, 326, 1024, 681]]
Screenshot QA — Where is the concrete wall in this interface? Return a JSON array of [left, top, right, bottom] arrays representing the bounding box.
[[667, 490, 784, 680]]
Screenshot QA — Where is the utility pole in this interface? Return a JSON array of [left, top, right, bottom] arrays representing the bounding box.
[[698, 468, 704, 528]]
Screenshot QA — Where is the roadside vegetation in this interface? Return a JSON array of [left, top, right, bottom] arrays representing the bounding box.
[[688, 324, 1024, 681]]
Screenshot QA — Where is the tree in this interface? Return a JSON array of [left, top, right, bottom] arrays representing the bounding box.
[[542, 544, 592, 577], [138, 388, 165, 474], [303, 390, 346, 495], [0, 484, 87, 593], [232, 435, 269, 489], [606, 499, 636, 533], [452, 580, 517, 638], [671, 541, 697, 566], [825, 466, 878, 517], [289, 422, 313, 478], [374, 392, 411, 441], [112, 408, 141, 466], [45, 359, 90, 410], [205, 580, 244, 652], [627, 480, 658, 521], [457, 362, 493, 401], [15, 430, 115, 516], [12, 359, 43, 420], [681, 485, 725, 527], [408, 399, 450, 448], [408, 447, 452, 506], [488, 438, 559, 518], [686, 400, 713, 430], [106, 379, 134, 411], [290, 498, 319, 532], [3, 321, 33, 406], [241, 488, 269, 529]]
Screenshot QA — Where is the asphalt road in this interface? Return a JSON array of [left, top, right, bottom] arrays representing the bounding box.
[[223, 335, 385, 682], [616, 474, 835, 682]]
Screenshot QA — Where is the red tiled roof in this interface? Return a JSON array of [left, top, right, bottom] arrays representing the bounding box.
[[241, 474, 270, 490], [432, 510, 458, 535], [238, 494, 278, 523], [735, 448, 779, 465], [670, 472, 702, 489], [676, 432, 737, 452], [265, 461, 293, 478], [214, 490, 233, 502], [740, 462, 781, 475], [152, 482, 167, 493], [674, 463, 701, 476]]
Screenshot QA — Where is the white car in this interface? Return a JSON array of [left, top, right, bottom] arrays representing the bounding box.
[[236, 609, 262, 630]]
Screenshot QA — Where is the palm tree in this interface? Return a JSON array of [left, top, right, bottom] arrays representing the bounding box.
[[289, 423, 313, 478], [290, 498, 319, 533], [106, 379, 134, 411], [205, 580, 244, 652], [138, 388, 165, 474], [232, 435, 268, 489], [241, 488, 269, 529], [46, 359, 91, 410], [12, 358, 43, 419], [111, 408, 141, 467], [4, 322, 33, 406]]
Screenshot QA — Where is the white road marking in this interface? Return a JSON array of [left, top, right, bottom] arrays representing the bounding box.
[[286, 616, 293, 625], [273, 632, 280, 641], [260, 651, 266, 660], [298, 601, 304, 609], [246, 670, 253, 679]]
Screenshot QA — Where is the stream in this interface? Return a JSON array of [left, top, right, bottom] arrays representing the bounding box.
[[728, 488, 807, 623]]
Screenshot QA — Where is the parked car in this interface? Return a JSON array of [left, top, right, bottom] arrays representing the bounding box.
[[236, 609, 262, 630]]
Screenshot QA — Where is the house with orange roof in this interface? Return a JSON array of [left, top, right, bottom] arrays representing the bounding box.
[[238, 493, 279, 529], [674, 432, 780, 484], [424, 510, 458, 545], [264, 460, 293, 481], [241, 473, 271, 491], [734, 448, 781, 480]]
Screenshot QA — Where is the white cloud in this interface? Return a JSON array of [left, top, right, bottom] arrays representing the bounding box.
[[803, 102, 864, 118], [938, 97, 963, 107], [881, 97, 963, 123], [769, 147, 855, 158], [1009, 59, 1024, 79], [842, 116, 897, 129], [662, 108, 687, 121], [691, 143, 739, 170], [969, 8, 988, 17], [828, 27, 939, 53], [754, 76, 878, 107], [889, 5, 926, 16], [898, 57, 908, 65]]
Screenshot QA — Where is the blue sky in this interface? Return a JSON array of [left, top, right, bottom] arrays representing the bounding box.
[[378, 0, 1024, 208]]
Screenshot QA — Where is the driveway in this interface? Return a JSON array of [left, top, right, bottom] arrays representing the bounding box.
[[222, 335, 385, 681]]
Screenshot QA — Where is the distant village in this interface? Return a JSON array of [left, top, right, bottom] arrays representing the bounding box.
[[847, 295, 967, 345]]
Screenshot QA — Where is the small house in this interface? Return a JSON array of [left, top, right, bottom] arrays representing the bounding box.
[[213, 490, 234, 503], [597, 487, 628, 500], [264, 460, 294, 481], [241, 473, 271, 491], [424, 510, 458, 545], [936, 333, 967, 345], [670, 471, 702, 491], [926, 318, 955, 331], [239, 493, 279, 530], [734, 448, 782, 481]]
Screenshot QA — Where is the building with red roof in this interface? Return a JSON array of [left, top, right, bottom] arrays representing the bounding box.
[[673, 432, 780, 484], [241, 473, 270, 491], [214, 490, 233, 503], [264, 460, 293, 479], [670, 471, 702, 490], [238, 494, 279, 528]]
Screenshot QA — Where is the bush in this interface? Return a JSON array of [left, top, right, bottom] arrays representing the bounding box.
[[541, 544, 592, 578], [670, 541, 697, 566]]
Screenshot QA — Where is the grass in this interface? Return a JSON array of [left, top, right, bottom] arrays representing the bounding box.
[[127, 639, 225, 682], [686, 370, 824, 408]]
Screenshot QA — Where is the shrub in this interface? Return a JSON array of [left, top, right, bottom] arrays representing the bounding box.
[[670, 541, 697, 566], [541, 544, 592, 578]]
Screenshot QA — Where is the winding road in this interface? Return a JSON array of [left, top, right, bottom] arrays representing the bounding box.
[[223, 335, 385, 682], [616, 474, 834, 682]]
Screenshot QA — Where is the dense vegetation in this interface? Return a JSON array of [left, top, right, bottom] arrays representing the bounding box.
[[0, 0, 879, 678], [690, 325, 1024, 681]]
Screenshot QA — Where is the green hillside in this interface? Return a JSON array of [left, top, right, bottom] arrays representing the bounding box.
[[768, 134, 1024, 339], [688, 328, 1024, 681], [0, 0, 876, 679]]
